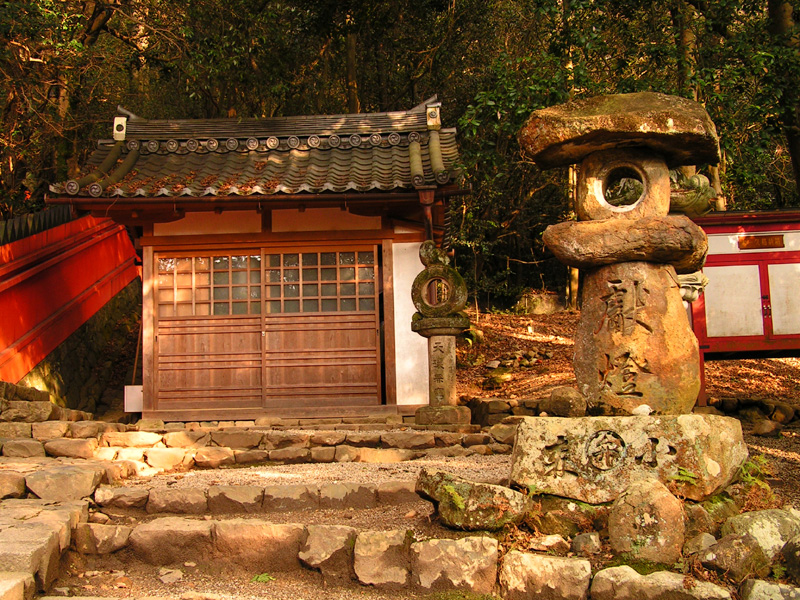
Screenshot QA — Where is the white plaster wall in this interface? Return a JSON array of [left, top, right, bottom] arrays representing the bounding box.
[[153, 211, 261, 236], [703, 264, 764, 337], [272, 207, 381, 232], [392, 242, 429, 405]]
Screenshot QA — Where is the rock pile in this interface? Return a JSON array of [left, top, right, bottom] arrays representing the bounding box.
[[0, 381, 91, 424]]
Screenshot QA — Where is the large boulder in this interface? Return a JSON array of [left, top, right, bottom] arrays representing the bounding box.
[[741, 580, 800, 600], [699, 534, 771, 583], [538, 387, 587, 418], [608, 479, 684, 564], [518, 92, 720, 169], [416, 468, 532, 531], [510, 415, 748, 503], [721, 508, 800, 560]]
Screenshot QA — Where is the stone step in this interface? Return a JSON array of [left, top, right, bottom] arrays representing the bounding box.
[[1, 422, 516, 480], [0, 499, 88, 593], [0, 572, 33, 600], [93, 480, 420, 516], [74, 515, 503, 595]]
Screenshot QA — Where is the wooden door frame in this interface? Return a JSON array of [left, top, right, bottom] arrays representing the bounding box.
[[141, 232, 412, 417]]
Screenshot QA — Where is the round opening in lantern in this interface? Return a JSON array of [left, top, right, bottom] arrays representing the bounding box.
[[425, 277, 452, 308], [602, 166, 645, 207]]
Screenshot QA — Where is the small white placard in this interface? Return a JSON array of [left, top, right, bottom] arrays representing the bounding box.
[[124, 385, 143, 412]]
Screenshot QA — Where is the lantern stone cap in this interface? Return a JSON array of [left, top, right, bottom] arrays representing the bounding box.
[[518, 92, 720, 169]]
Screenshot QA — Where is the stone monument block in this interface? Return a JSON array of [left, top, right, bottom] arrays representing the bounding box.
[[574, 261, 700, 415], [509, 415, 748, 504]]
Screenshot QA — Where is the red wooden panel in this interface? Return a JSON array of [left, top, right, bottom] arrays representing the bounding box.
[[0, 216, 139, 383]]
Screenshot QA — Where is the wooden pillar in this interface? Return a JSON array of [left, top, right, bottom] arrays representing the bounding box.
[[418, 189, 435, 242]]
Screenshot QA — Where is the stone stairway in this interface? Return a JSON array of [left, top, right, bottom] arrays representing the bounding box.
[[1, 416, 516, 482]]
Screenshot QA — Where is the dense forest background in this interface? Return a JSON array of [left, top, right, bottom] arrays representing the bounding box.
[[3, 0, 800, 305]]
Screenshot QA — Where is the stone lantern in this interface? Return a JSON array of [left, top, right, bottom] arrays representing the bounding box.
[[518, 92, 719, 415], [411, 241, 471, 425]]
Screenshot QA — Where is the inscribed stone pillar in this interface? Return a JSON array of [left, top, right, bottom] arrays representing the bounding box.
[[411, 241, 471, 425], [428, 336, 457, 407]]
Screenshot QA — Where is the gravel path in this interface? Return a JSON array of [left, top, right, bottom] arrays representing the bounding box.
[[128, 453, 512, 490]]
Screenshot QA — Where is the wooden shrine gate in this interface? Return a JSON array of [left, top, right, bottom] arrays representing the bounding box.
[[152, 245, 382, 412]]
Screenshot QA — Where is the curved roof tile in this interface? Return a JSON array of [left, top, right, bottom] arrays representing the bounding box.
[[51, 99, 459, 199]]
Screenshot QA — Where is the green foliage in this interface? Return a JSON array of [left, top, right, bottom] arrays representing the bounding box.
[[251, 573, 275, 583], [670, 467, 700, 486], [4, 0, 800, 306], [442, 484, 466, 510], [738, 454, 773, 488], [460, 327, 483, 348]]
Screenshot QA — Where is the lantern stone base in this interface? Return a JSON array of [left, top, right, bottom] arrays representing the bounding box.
[[415, 405, 472, 426]]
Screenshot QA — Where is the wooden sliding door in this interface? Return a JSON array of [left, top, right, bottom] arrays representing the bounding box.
[[261, 247, 381, 407], [152, 246, 382, 412]]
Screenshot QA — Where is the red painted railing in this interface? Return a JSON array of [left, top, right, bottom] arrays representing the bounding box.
[[0, 215, 139, 383]]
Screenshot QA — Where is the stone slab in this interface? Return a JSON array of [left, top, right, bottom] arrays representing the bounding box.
[[129, 517, 213, 565], [24, 465, 105, 501], [518, 92, 720, 169], [411, 537, 497, 594], [510, 415, 747, 503], [1, 440, 44, 458], [499, 551, 591, 600], [212, 520, 305, 571]]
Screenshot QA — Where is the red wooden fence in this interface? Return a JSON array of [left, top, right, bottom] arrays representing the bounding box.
[[0, 215, 139, 383]]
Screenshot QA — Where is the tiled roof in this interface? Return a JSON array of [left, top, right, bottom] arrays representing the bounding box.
[[50, 98, 460, 199]]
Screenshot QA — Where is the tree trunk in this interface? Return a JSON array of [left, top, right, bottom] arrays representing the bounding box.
[[346, 31, 360, 113], [568, 267, 579, 310], [768, 0, 800, 195], [673, 0, 698, 100]]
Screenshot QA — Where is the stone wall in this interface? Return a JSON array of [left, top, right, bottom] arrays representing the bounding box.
[[18, 279, 142, 414]]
